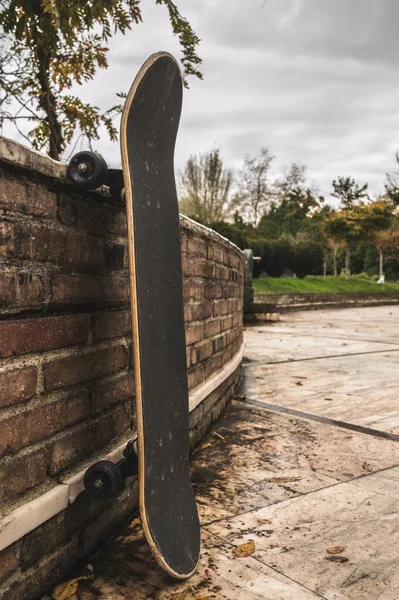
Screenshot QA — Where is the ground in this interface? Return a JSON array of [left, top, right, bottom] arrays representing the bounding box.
[[253, 275, 399, 293], [59, 305, 399, 600]]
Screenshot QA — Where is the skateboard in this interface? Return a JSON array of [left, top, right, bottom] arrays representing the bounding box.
[[67, 52, 201, 579]]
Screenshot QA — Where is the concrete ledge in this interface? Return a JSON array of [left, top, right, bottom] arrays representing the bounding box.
[[0, 344, 244, 553], [253, 291, 399, 313]]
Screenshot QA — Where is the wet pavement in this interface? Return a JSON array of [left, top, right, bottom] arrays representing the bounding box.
[[64, 306, 399, 599]]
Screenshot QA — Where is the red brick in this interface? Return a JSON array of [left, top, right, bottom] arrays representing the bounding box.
[[58, 193, 127, 237], [90, 371, 134, 414], [183, 281, 205, 302], [196, 340, 213, 361], [64, 232, 104, 269], [81, 481, 138, 555], [188, 364, 205, 389], [105, 243, 126, 269], [206, 282, 222, 299], [186, 236, 207, 258], [205, 319, 221, 337], [50, 407, 129, 474], [185, 323, 204, 345], [0, 172, 57, 218], [191, 302, 212, 321], [43, 345, 128, 391], [0, 393, 90, 458], [0, 543, 19, 585], [0, 448, 48, 504], [205, 354, 222, 379], [0, 221, 64, 263], [92, 311, 131, 341], [213, 333, 227, 353], [0, 315, 90, 358], [208, 245, 225, 263], [215, 264, 229, 280], [2, 539, 78, 600], [52, 274, 129, 304], [0, 272, 44, 310], [0, 367, 37, 409], [213, 300, 229, 316]]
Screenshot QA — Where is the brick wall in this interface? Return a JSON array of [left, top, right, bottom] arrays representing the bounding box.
[[0, 138, 244, 599]]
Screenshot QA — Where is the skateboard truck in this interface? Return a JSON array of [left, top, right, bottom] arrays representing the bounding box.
[[83, 439, 138, 501], [67, 151, 124, 199]]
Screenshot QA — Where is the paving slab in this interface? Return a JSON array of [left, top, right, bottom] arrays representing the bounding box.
[[206, 474, 399, 600], [50, 305, 399, 599]]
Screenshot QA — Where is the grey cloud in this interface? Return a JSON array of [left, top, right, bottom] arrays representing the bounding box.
[[59, 0, 399, 199]]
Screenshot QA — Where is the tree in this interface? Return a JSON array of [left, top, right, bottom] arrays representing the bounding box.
[[0, 0, 202, 159], [325, 190, 393, 280], [178, 149, 233, 224], [374, 217, 399, 279], [273, 162, 307, 201], [385, 152, 399, 205], [232, 147, 275, 226], [326, 177, 369, 279]]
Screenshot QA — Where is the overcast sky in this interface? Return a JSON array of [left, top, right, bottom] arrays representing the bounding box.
[[6, 0, 399, 200]]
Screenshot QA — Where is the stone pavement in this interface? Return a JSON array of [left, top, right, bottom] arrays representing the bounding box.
[[61, 305, 399, 600]]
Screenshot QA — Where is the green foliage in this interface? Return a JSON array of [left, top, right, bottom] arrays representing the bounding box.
[[0, 0, 202, 158]]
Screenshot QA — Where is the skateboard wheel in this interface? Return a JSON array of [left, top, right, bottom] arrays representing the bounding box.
[[67, 151, 108, 190], [83, 460, 124, 500]]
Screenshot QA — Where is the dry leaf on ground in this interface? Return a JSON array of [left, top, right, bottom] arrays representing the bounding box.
[[52, 576, 88, 600], [327, 546, 346, 554], [325, 555, 349, 563], [213, 432, 225, 440], [232, 540, 255, 558], [363, 462, 373, 472], [264, 476, 302, 484], [172, 589, 212, 600], [130, 517, 141, 528], [257, 519, 272, 525]]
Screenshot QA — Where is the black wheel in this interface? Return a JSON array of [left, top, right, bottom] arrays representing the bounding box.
[[83, 460, 124, 500], [67, 151, 108, 190]]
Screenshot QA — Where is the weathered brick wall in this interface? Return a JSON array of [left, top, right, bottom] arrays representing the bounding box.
[[0, 139, 244, 599]]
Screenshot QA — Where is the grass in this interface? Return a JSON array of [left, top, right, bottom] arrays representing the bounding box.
[[253, 276, 399, 294]]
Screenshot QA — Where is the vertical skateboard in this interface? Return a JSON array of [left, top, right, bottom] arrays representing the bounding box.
[[67, 53, 201, 579]]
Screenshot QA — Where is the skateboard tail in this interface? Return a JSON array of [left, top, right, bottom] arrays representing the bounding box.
[[121, 52, 200, 580]]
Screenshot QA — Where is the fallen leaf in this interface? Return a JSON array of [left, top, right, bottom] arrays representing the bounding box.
[[325, 555, 349, 563], [172, 590, 212, 600], [213, 432, 225, 440], [130, 517, 141, 528], [324, 398, 333, 401], [257, 519, 272, 525], [327, 546, 346, 554], [363, 462, 373, 472], [232, 540, 255, 558], [264, 476, 302, 484], [52, 576, 88, 600], [295, 381, 303, 386], [236, 423, 249, 429]]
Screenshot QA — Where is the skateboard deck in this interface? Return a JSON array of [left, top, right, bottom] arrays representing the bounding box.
[[120, 52, 201, 579]]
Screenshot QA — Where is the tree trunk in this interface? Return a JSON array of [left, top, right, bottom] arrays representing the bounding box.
[[379, 250, 384, 279], [345, 245, 351, 280], [36, 43, 63, 160], [333, 246, 338, 277]]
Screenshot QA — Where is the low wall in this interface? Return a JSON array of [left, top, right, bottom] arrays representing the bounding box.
[[253, 291, 399, 313], [0, 137, 244, 599]]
